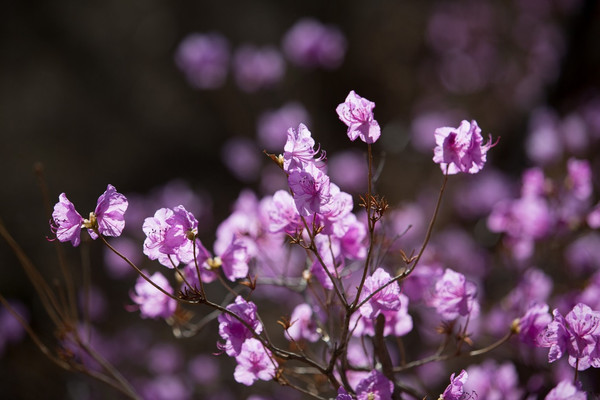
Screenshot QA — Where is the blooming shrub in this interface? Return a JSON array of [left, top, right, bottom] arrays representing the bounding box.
[[2, 4, 600, 400]]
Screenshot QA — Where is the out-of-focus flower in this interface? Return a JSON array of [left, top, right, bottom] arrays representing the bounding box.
[[286, 303, 320, 343], [430, 268, 479, 320], [233, 338, 277, 386], [433, 120, 496, 174], [440, 370, 469, 400], [130, 272, 177, 320], [545, 380, 586, 400], [336, 90, 381, 144], [282, 18, 346, 69], [221, 137, 262, 183], [232, 45, 285, 92], [175, 33, 230, 89], [517, 302, 552, 346], [257, 102, 310, 150]]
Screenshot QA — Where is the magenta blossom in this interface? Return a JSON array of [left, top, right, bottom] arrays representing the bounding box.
[[233, 338, 277, 386], [430, 268, 479, 320], [433, 120, 497, 174], [336, 90, 381, 144], [129, 271, 177, 320], [545, 380, 586, 400], [288, 162, 332, 216], [355, 370, 394, 400], [218, 296, 263, 357], [283, 123, 324, 173], [51, 184, 128, 246], [358, 268, 403, 319], [286, 303, 320, 343], [441, 370, 469, 400], [538, 302, 600, 370]]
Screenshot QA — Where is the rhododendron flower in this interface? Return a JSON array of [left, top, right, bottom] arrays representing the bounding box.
[[218, 238, 249, 281], [440, 370, 468, 400], [336, 90, 381, 144], [282, 18, 346, 69], [233, 338, 276, 386], [218, 296, 262, 357], [51, 184, 128, 246], [538, 303, 600, 370], [517, 302, 552, 346], [52, 193, 84, 246], [266, 190, 301, 234], [288, 162, 331, 216], [232, 45, 285, 92], [358, 268, 403, 319], [430, 268, 479, 320], [545, 380, 586, 400], [433, 120, 496, 174], [355, 370, 394, 400], [174, 33, 230, 89], [286, 303, 320, 342], [283, 123, 324, 173], [130, 271, 177, 320]]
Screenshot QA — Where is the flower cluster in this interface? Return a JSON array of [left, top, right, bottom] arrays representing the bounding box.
[[38, 84, 600, 400]]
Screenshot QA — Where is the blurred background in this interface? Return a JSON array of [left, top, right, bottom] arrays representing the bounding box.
[[1, 0, 599, 398]]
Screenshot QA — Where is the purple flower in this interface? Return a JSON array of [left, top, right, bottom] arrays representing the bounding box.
[[221, 137, 261, 183], [351, 293, 413, 338], [336, 387, 354, 400], [143, 208, 177, 267], [283, 123, 324, 173], [354, 370, 394, 400], [161, 205, 200, 265], [282, 18, 346, 69], [130, 272, 177, 320], [358, 268, 403, 319], [219, 238, 249, 282], [88, 184, 128, 240], [233, 338, 276, 386], [336, 90, 381, 144], [232, 45, 285, 92], [266, 190, 301, 234], [174, 33, 229, 89], [288, 162, 332, 216], [328, 150, 368, 193], [465, 360, 522, 400], [433, 120, 497, 174], [257, 102, 311, 150], [538, 303, 600, 370], [518, 302, 552, 346], [566, 158, 592, 201], [441, 370, 468, 400], [286, 303, 320, 342], [430, 268, 479, 320], [51, 184, 128, 246], [52, 193, 84, 246], [545, 380, 586, 400], [218, 296, 262, 357]]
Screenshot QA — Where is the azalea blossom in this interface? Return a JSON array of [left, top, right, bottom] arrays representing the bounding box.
[[51, 184, 128, 246], [336, 90, 381, 144], [233, 338, 277, 386], [433, 120, 497, 174]]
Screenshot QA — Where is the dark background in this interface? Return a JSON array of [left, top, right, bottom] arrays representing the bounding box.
[[1, 0, 599, 398]]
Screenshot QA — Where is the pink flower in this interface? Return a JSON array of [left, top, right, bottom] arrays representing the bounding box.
[[282, 18, 347, 69], [286, 303, 320, 342], [51, 184, 128, 246], [358, 268, 403, 319], [441, 370, 468, 400], [433, 120, 497, 174], [88, 184, 128, 240], [288, 162, 331, 216], [283, 123, 324, 173], [336, 90, 381, 144], [174, 33, 230, 89], [130, 271, 177, 320], [430, 268, 479, 320], [52, 193, 84, 246], [219, 238, 249, 281], [233, 338, 276, 386], [545, 380, 586, 400], [218, 296, 262, 357]]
